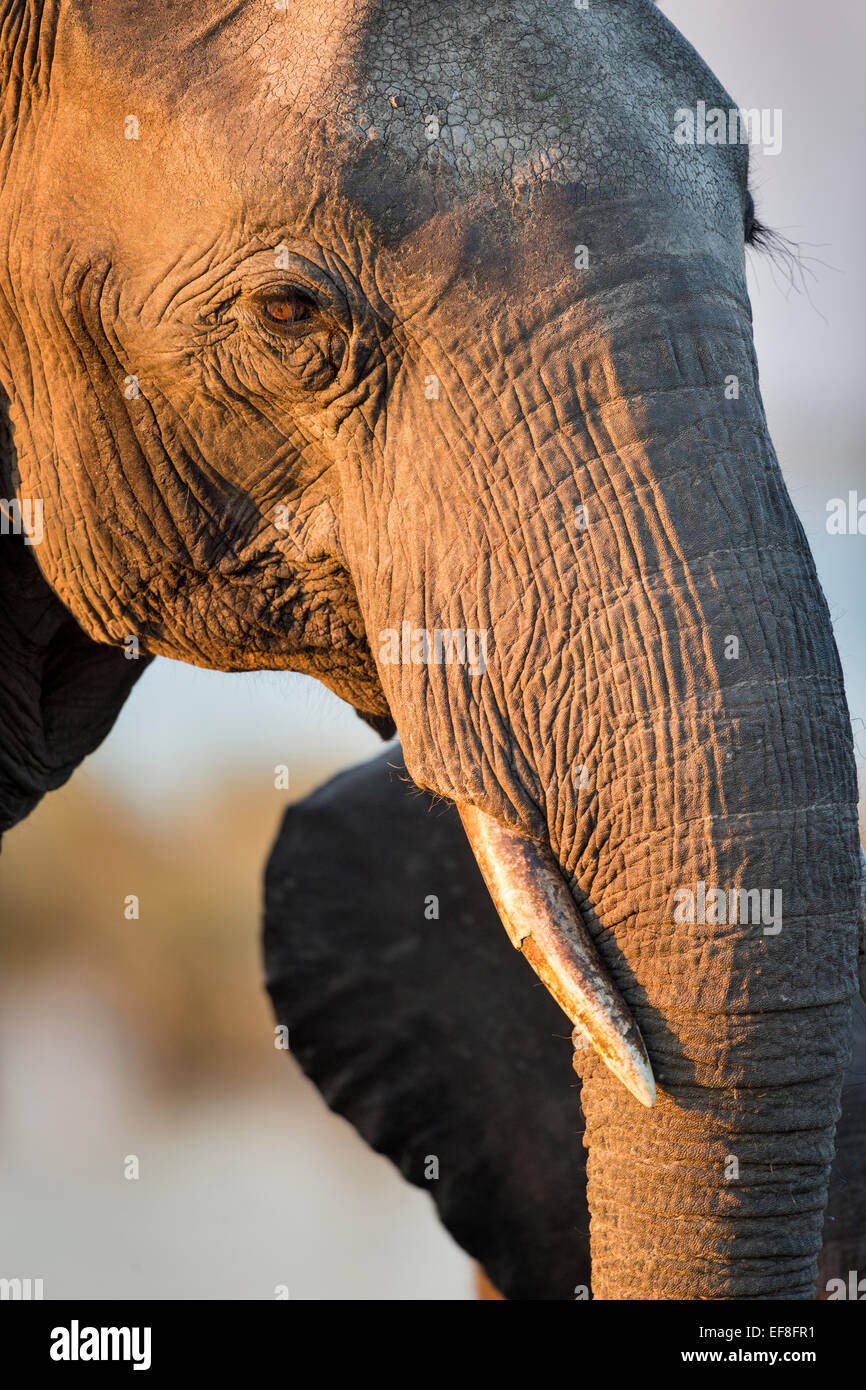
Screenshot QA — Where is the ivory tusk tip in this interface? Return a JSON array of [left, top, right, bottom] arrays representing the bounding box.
[[573, 1023, 657, 1106], [600, 1032, 657, 1108], [459, 800, 660, 1108], [624, 1060, 657, 1109]]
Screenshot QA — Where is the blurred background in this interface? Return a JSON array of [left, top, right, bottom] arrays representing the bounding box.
[[1, 0, 863, 1299]]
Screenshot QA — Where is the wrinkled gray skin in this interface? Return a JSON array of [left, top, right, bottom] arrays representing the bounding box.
[[0, 1, 860, 1297], [265, 751, 866, 1300]]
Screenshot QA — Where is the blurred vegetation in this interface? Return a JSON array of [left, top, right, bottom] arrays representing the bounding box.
[[0, 764, 335, 1094]]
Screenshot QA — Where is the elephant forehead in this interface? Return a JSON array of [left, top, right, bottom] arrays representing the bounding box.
[[63, 0, 744, 235], [268, 1, 738, 188], [318, 1, 695, 190]]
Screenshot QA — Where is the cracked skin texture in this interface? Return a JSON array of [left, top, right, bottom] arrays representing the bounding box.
[[0, 1, 861, 1296]]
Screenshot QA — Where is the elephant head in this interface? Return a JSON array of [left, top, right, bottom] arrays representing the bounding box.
[[0, 2, 861, 1296]]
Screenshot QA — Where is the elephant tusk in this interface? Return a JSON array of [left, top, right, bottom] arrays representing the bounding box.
[[458, 804, 656, 1108], [859, 847, 866, 1006]]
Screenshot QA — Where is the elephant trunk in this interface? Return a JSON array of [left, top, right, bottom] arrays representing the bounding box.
[[528, 373, 858, 1295], [581, 999, 851, 1299], [540, 404, 857, 1295], [553, 318, 860, 1297], [502, 458, 856, 1296], [352, 253, 861, 1298], [572, 706, 858, 1299]]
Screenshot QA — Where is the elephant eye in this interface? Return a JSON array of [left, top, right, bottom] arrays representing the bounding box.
[[256, 287, 318, 334], [239, 274, 347, 390]]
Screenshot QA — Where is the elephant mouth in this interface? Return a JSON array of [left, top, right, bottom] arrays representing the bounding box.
[[115, 550, 395, 721], [459, 803, 656, 1108], [299, 648, 395, 724]]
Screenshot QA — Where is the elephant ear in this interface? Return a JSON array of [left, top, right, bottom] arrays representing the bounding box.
[[0, 393, 150, 836], [263, 750, 591, 1300]]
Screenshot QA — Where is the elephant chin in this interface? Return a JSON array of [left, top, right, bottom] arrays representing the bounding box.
[[459, 803, 655, 1108]]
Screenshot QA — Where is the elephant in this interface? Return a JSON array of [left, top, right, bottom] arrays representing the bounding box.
[[264, 751, 866, 1301], [0, 0, 863, 1298]]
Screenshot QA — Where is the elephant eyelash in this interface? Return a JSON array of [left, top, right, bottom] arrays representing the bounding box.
[[746, 214, 774, 249], [744, 187, 786, 256], [743, 188, 786, 258], [743, 198, 818, 304], [743, 188, 759, 245]]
